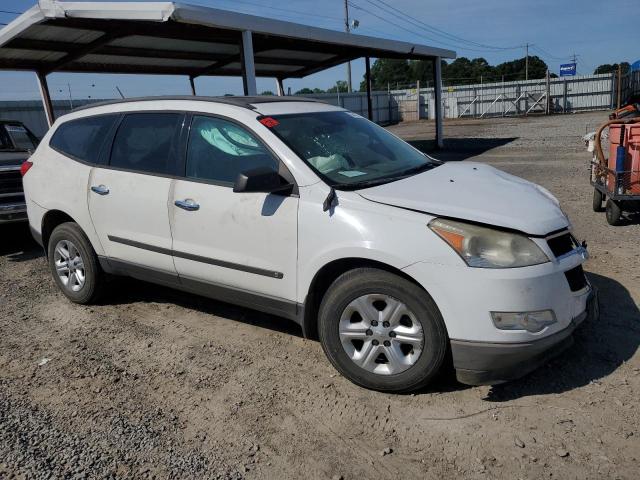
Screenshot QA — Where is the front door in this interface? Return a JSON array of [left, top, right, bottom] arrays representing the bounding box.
[[88, 112, 185, 274], [169, 114, 298, 308]]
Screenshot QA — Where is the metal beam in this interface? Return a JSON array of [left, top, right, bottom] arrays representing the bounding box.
[[44, 31, 122, 74], [240, 30, 257, 96], [365, 56, 373, 120], [433, 57, 443, 149], [189, 76, 196, 96], [36, 72, 54, 127], [276, 78, 285, 96], [291, 55, 357, 78]]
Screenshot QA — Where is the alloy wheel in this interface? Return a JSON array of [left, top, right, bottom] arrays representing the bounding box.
[[53, 239, 86, 292], [338, 294, 424, 375]]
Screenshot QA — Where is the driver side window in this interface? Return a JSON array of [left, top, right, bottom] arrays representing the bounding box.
[[186, 115, 278, 185]]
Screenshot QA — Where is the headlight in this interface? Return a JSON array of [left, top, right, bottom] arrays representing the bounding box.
[[428, 218, 549, 268]]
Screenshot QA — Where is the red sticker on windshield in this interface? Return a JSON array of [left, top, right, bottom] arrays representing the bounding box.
[[259, 117, 279, 128]]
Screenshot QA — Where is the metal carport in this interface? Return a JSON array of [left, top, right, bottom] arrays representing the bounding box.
[[0, 0, 455, 147]]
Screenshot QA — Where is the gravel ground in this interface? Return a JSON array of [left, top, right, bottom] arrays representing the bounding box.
[[1, 111, 638, 479]]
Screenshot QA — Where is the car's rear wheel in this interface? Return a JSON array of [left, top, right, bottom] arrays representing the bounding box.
[[318, 268, 448, 392], [48, 222, 104, 304]]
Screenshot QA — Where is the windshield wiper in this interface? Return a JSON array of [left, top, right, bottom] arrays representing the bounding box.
[[335, 162, 439, 191], [395, 162, 437, 178]]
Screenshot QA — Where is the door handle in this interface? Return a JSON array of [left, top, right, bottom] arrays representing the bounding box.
[[91, 185, 109, 195], [174, 199, 200, 211]]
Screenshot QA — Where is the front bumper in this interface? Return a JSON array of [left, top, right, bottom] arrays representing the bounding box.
[[0, 202, 27, 224], [452, 289, 599, 385]]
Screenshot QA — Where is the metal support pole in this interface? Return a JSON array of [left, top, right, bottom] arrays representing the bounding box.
[[36, 71, 54, 127], [416, 80, 420, 119], [525, 43, 529, 81], [433, 57, 443, 149], [365, 56, 373, 121], [344, 0, 352, 92], [617, 64, 622, 109], [276, 78, 285, 96], [189, 76, 196, 96], [388, 82, 392, 123], [240, 30, 257, 96], [545, 69, 550, 114]]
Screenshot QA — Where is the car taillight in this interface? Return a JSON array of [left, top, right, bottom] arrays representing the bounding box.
[[20, 161, 33, 177]]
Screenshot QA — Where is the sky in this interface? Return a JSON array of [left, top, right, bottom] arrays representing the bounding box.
[[0, 0, 638, 101]]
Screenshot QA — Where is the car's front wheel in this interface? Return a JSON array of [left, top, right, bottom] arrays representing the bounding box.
[[47, 222, 104, 304], [318, 268, 448, 392]]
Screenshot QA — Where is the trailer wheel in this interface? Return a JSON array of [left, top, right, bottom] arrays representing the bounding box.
[[605, 199, 623, 226], [592, 188, 605, 212]]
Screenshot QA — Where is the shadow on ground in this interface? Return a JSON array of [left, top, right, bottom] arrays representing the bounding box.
[[409, 137, 518, 161], [0, 223, 41, 261], [107, 277, 304, 338], [485, 272, 639, 401]]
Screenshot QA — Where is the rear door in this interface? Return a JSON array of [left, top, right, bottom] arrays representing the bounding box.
[[88, 112, 185, 274]]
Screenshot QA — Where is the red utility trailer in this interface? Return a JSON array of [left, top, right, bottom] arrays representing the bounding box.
[[590, 119, 640, 225]]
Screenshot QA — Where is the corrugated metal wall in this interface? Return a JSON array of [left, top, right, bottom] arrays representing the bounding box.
[[393, 73, 618, 119], [296, 91, 395, 124]]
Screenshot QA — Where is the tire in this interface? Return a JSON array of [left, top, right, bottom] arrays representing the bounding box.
[[605, 199, 623, 226], [318, 268, 448, 393], [47, 222, 104, 304], [592, 188, 604, 212]]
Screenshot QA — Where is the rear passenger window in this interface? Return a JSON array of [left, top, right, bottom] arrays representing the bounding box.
[[110, 113, 183, 175], [50, 115, 117, 164], [186, 115, 278, 185]]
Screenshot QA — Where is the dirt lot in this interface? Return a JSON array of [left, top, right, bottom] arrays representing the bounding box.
[[1, 112, 638, 479]]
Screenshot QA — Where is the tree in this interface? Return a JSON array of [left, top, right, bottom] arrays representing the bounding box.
[[359, 58, 411, 91], [327, 80, 348, 93], [493, 55, 548, 81], [594, 62, 630, 75], [260, 90, 274, 96], [361, 55, 552, 92], [295, 87, 327, 94]]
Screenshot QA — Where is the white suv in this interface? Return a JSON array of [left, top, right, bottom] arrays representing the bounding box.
[[23, 96, 598, 392]]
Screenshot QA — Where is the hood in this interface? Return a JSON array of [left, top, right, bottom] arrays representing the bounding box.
[[357, 162, 569, 236]]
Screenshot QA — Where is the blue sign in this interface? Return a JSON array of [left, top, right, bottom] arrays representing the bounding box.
[[632, 60, 640, 72], [560, 63, 577, 76]]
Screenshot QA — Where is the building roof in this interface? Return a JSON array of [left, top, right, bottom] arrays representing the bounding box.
[[0, 1, 455, 79]]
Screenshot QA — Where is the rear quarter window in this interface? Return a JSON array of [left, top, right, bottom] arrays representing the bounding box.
[[50, 115, 118, 164]]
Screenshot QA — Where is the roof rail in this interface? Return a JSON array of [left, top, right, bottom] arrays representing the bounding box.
[[72, 95, 324, 113]]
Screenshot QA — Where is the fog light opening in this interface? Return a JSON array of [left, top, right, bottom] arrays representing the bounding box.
[[491, 310, 557, 333]]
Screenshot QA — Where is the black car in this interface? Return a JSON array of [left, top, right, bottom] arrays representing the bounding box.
[[0, 120, 39, 224]]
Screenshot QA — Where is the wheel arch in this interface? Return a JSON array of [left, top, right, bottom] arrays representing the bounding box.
[[301, 257, 424, 340], [41, 210, 80, 256]]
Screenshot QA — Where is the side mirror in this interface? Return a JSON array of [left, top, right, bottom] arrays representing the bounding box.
[[233, 166, 293, 194]]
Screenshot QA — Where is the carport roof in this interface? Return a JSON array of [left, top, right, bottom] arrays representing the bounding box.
[[0, 1, 456, 79]]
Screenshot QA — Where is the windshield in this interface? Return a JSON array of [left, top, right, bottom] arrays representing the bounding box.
[[266, 111, 439, 189]]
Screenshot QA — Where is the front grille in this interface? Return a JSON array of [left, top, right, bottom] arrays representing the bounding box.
[[565, 265, 588, 292], [0, 170, 23, 196], [547, 232, 575, 258]]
